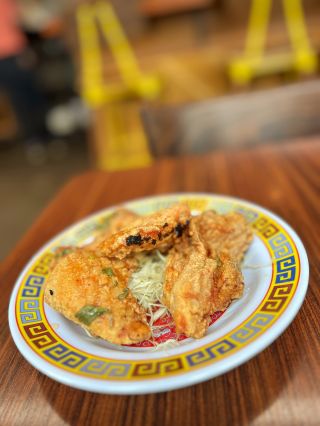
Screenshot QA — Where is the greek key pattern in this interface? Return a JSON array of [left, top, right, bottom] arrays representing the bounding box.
[[180, 197, 210, 212], [44, 344, 87, 367], [15, 198, 300, 381], [252, 217, 280, 238], [23, 322, 57, 349], [132, 359, 183, 376], [186, 340, 236, 366], [230, 313, 274, 343], [19, 299, 41, 323], [269, 233, 294, 259], [80, 360, 131, 377], [21, 274, 45, 298], [275, 255, 296, 283], [261, 284, 293, 312], [31, 253, 54, 275], [234, 206, 259, 223]]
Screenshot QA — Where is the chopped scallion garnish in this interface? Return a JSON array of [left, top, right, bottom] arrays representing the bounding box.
[[102, 267, 114, 276], [75, 305, 108, 325], [117, 288, 129, 300]]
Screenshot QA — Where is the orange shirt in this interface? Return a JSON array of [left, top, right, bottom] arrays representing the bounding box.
[[0, 0, 26, 59]]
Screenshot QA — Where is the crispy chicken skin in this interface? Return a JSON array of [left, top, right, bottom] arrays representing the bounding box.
[[50, 209, 139, 270], [193, 210, 253, 262], [50, 246, 77, 272], [44, 249, 150, 345], [163, 221, 217, 338], [105, 209, 140, 235], [163, 218, 244, 339], [211, 252, 243, 312], [97, 203, 191, 259], [88, 209, 139, 249]]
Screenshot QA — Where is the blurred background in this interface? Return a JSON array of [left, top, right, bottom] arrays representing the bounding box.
[[1, 0, 320, 259]]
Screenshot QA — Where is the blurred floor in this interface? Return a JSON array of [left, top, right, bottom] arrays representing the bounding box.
[[0, 138, 89, 260]]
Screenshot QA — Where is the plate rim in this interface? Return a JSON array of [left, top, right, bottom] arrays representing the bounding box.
[[8, 193, 309, 394]]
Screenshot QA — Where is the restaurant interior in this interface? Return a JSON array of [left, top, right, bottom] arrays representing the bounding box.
[[1, 1, 320, 423], [1, 0, 320, 259]]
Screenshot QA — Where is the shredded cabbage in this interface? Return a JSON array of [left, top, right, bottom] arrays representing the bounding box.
[[128, 251, 170, 340], [128, 251, 166, 310], [149, 339, 180, 352]]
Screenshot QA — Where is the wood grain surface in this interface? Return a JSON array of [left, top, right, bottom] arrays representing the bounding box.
[[1, 138, 319, 426]]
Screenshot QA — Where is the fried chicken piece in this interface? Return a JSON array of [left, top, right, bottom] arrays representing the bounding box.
[[162, 221, 244, 339], [88, 209, 139, 249], [211, 252, 244, 312], [49, 210, 139, 271], [162, 222, 217, 338], [44, 249, 150, 345], [193, 210, 253, 262], [49, 246, 77, 272], [97, 203, 191, 259], [106, 209, 140, 235]]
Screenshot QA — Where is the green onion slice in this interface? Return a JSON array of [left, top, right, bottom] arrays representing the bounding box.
[[117, 288, 129, 300], [75, 305, 108, 325]]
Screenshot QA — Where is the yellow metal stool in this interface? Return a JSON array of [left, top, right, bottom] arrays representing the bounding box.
[[228, 0, 318, 85], [77, 1, 161, 170]]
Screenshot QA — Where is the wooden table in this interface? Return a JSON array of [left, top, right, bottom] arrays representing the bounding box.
[[1, 138, 319, 425]]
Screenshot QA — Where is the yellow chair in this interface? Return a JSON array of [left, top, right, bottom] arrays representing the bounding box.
[[77, 1, 161, 106], [76, 1, 161, 170], [228, 0, 318, 85]]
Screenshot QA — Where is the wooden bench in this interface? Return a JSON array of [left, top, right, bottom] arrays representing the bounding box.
[[141, 80, 320, 157]]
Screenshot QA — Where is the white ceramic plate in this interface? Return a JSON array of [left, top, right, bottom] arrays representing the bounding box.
[[8, 194, 309, 394]]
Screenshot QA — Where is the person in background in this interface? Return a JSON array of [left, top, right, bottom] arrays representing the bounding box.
[[0, 0, 52, 164], [18, 0, 90, 159]]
